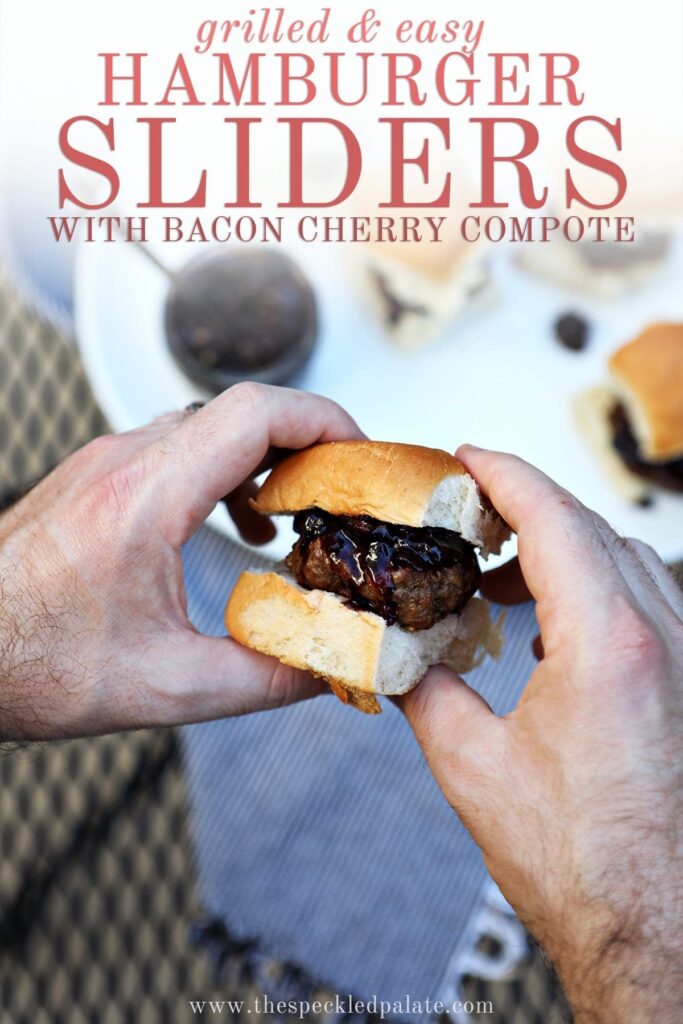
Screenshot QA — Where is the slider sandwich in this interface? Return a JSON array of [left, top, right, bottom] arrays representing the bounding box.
[[517, 220, 673, 299], [575, 322, 683, 503], [517, 155, 681, 298], [362, 232, 493, 350], [226, 441, 510, 713], [348, 192, 495, 350]]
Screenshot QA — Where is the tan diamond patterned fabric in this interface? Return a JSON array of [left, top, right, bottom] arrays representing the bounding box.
[[0, 275, 218, 1021], [0, 271, 575, 1023], [0, 283, 106, 504], [0, 731, 220, 1022]]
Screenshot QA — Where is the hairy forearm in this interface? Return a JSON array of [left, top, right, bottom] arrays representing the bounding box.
[[0, 561, 59, 741], [0, 538, 35, 740], [558, 938, 683, 1024], [503, 824, 683, 1024], [541, 881, 683, 1024], [0, 511, 94, 742]]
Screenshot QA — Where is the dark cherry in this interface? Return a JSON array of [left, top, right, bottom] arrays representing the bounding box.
[[554, 312, 589, 352]]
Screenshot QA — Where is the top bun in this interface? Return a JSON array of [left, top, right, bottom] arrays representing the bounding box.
[[609, 322, 683, 461], [252, 440, 510, 557]]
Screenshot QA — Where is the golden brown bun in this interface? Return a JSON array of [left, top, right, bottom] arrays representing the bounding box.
[[252, 441, 510, 557], [225, 570, 503, 715], [609, 323, 683, 461], [253, 441, 465, 521]]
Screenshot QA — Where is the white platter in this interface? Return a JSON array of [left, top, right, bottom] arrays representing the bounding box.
[[75, 235, 683, 566]]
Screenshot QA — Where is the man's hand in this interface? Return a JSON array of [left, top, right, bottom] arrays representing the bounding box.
[[0, 383, 362, 741], [402, 446, 683, 1023]]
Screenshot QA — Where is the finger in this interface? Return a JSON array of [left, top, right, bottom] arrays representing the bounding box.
[[242, 445, 305, 483], [456, 446, 629, 626], [121, 409, 187, 445], [142, 632, 326, 726], [225, 481, 277, 546], [480, 557, 533, 605], [111, 403, 211, 470], [582, 509, 683, 625], [629, 540, 683, 619], [464, 446, 681, 631], [602, 532, 683, 623], [55, 413, 189, 496], [152, 384, 364, 545], [400, 665, 508, 833]]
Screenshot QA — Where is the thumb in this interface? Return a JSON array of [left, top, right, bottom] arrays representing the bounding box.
[[400, 665, 509, 837], [135, 631, 326, 728]]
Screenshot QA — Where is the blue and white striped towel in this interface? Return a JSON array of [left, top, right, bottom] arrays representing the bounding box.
[[181, 527, 537, 1021]]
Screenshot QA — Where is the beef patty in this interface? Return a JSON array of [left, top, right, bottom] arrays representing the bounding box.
[[286, 507, 481, 631]]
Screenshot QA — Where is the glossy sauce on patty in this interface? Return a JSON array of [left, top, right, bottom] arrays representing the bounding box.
[[286, 507, 481, 630]]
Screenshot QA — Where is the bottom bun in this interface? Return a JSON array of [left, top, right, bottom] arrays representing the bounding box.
[[225, 569, 504, 714]]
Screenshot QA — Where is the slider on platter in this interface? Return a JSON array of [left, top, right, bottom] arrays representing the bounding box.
[[225, 441, 510, 714], [575, 322, 683, 504], [517, 221, 672, 299], [516, 164, 680, 298], [357, 214, 494, 350]]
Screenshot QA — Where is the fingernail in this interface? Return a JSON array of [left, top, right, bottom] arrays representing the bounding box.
[[458, 443, 482, 454]]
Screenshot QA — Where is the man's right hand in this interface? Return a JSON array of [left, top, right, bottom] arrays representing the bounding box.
[[402, 446, 683, 1024]]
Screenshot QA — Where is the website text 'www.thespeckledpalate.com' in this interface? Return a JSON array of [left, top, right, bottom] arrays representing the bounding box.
[[188, 994, 495, 1018]]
